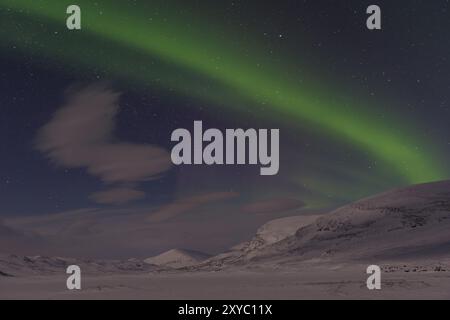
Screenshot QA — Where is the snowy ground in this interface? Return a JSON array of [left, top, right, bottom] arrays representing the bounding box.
[[2, 263, 450, 300]]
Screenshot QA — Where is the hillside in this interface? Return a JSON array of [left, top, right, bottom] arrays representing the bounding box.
[[200, 180, 450, 268]]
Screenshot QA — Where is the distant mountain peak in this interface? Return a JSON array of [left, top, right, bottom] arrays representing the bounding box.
[[144, 248, 211, 268]]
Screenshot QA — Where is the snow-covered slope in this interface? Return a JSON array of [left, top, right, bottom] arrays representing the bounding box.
[[247, 215, 321, 250], [279, 180, 450, 262], [198, 215, 322, 268], [144, 249, 211, 268], [0, 254, 161, 277], [200, 180, 450, 268], [225, 215, 321, 254]]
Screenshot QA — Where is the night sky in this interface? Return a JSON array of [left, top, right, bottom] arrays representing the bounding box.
[[0, 1, 450, 256]]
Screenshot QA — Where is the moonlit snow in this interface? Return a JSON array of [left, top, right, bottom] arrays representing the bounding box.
[[2, 180, 450, 299]]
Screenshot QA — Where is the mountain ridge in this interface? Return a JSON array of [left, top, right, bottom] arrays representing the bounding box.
[[196, 180, 450, 269]]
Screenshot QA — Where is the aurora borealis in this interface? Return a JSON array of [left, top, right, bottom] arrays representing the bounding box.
[[2, 0, 448, 183], [1, 0, 450, 255]]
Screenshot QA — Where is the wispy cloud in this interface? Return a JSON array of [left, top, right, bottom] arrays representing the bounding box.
[[35, 84, 171, 204], [2, 192, 316, 258], [147, 191, 239, 223]]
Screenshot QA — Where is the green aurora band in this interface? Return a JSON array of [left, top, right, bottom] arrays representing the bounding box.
[[0, 0, 448, 189]]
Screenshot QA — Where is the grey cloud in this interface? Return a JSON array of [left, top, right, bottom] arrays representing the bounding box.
[[35, 84, 171, 204], [147, 191, 239, 223]]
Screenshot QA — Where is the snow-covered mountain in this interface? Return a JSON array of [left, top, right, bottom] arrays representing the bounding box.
[[4, 180, 450, 275], [199, 180, 450, 268], [144, 249, 211, 268], [244, 215, 322, 250], [222, 215, 321, 253], [0, 254, 161, 277], [196, 215, 322, 268]]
